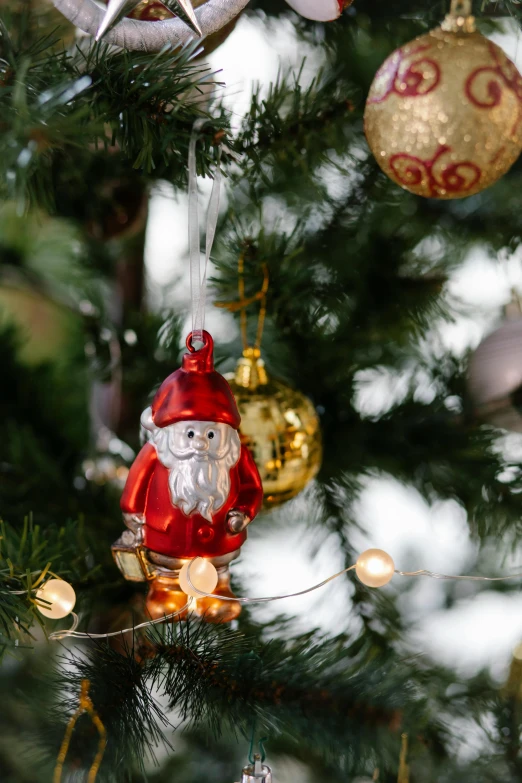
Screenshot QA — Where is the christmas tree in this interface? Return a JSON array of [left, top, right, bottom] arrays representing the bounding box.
[[3, 0, 522, 780]]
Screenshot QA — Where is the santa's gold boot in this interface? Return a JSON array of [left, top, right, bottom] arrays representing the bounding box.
[[145, 572, 190, 622], [196, 566, 241, 623]]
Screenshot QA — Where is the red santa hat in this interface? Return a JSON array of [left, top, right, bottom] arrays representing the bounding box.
[[149, 331, 241, 429]]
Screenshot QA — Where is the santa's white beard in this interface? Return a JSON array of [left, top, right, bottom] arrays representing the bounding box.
[[148, 422, 241, 522], [167, 457, 234, 521]]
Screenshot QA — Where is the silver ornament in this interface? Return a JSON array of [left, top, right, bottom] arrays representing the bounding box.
[[96, 0, 202, 40], [236, 756, 272, 783], [468, 313, 522, 433], [52, 0, 250, 52]]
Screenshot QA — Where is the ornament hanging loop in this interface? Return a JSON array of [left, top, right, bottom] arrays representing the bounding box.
[[186, 329, 213, 354], [188, 119, 222, 344], [238, 256, 269, 354], [397, 733, 410, 783], [53, 680, 107, 783], [442, 0, 475, 32], [215, 257, 270, 389], [216, 256, 270, 353]]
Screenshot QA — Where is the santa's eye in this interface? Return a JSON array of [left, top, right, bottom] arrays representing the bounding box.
[[187, 430, 195, 439], [208, 431, 215, 440]]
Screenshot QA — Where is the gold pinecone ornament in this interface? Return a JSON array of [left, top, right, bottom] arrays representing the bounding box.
[[364, 0, 522, 199], [226, 348, 322, 507]]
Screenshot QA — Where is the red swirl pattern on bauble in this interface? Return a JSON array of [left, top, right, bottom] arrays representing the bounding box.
[[389, 145, 481, 198], [368, 44, 441, 104], [364, 25, 522, 199], [465, 42, 522, 134]]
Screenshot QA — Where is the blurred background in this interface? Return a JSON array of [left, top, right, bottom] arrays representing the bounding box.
[[4, 1, 522, 781]]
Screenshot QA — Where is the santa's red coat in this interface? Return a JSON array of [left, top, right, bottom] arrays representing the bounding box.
[[120, 442, 263, 559]]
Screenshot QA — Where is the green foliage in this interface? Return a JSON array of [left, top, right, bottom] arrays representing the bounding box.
[[0, 515, 94, 653], [2, 0, 522, 781], [0, 5, 229, 214]]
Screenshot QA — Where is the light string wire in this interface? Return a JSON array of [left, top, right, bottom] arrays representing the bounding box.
[[394, 568, 522, 582], [48, 599, 193, 641], [182, 559, 522, 601], [12, 560, 522, 642], [188, 118, 222, 343]]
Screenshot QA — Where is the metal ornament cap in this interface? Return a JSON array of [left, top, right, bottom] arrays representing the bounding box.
[[233, 348, 268, 391], [241, 759, 272, 783], [441, 0, 475, 34]]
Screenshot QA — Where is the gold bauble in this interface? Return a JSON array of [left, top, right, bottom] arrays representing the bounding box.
[[226, 348, 322, 507], [364, 9, 522, 199]]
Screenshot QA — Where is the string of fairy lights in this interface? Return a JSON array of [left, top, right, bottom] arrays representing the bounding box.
[[14, 545, 522, 783], [23, 547, 522, 640]]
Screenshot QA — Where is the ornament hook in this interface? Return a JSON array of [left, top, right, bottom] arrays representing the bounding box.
[[214, 255, 270, 389], [53, 680, 107, 783], [240, 753, 273, 783], [450, 0, 471, 14], [215, 255, 269, 353], [188, 119, 222, 343]]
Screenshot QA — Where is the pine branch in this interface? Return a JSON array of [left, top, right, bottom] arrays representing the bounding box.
[[53, 641, 173, 777], [146, 619, 420, 771], [0, 15, 230, 213]]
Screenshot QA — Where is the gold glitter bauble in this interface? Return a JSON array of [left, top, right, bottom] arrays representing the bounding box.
[[364, 10, 522, 199], [226, 349, 322, 507]]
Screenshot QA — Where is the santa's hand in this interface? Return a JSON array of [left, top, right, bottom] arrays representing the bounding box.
[[227, 510, 250, 534], [123, 512, 145, 543]]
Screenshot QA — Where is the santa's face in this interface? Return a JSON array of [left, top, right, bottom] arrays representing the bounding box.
[[142, 412, 241, 521], [167, 421, 235, 462]]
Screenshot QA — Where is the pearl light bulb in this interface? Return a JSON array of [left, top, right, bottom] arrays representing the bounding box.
[[179, 558, 218, 598], [355, 549, 395, 588], [36, 578, 76, 619]]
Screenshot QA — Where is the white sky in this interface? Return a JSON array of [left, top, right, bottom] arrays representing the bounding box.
[[143, 11, 522, 775]]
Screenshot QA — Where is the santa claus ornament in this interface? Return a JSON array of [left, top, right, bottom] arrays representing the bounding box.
[[364, 0, 522, 198], [113, 330, 263, 622], [112, 123, 263, 623]]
